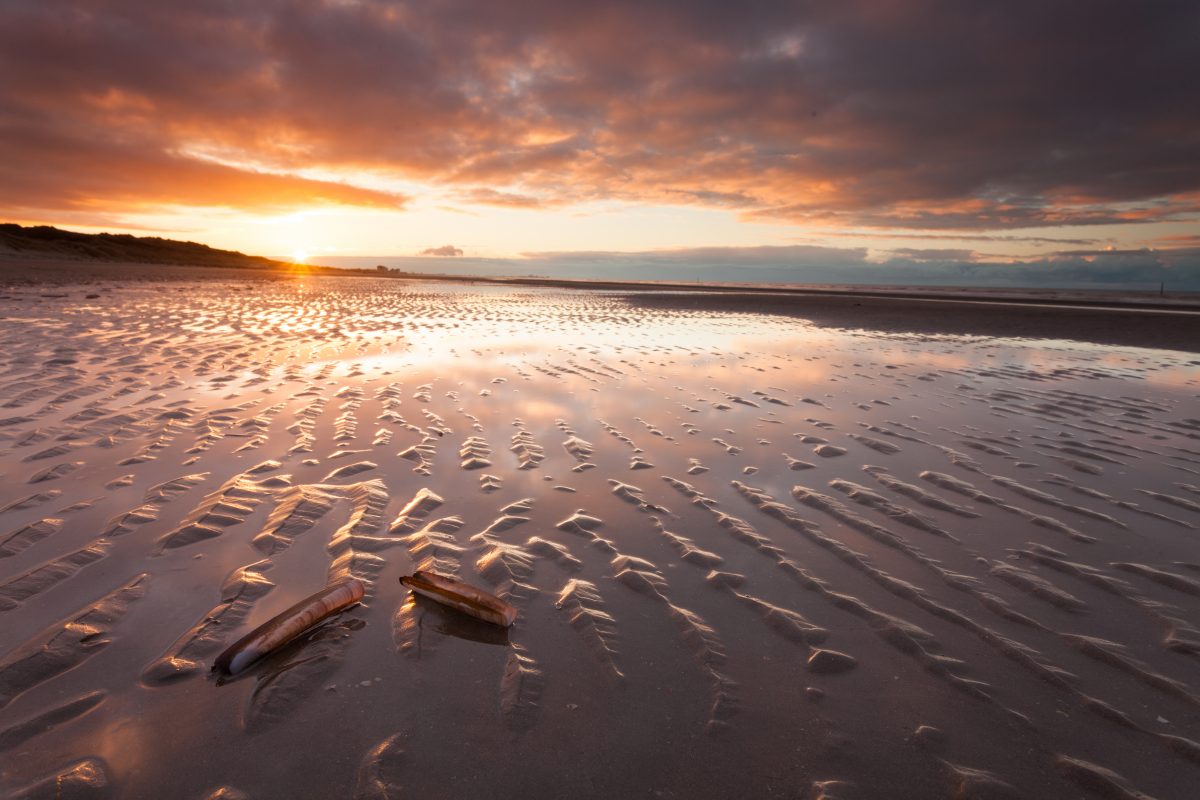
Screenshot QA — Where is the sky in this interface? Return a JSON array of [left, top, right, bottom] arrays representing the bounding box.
[[2, 1, 1199, 287]]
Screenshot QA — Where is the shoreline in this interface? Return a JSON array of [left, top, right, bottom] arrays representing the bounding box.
[[3, 255, 1197, 352], [4, 253, 1199, 308]]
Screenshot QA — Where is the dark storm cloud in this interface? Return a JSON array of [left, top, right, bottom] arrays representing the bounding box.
[[1, 0, 1198, 228]]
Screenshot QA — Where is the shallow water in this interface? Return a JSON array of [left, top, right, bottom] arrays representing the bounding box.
[[0, 277, 1197, 799]]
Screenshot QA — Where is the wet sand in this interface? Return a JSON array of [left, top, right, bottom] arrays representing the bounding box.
[[621, 291, 1200, 353], [0, 265, 1198, 799]]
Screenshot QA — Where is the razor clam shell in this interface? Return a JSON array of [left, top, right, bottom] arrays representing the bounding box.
[[214, 578, 365, 675], [400, 571, 517, 627]]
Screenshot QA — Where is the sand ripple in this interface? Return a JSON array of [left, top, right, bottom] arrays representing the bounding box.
[[0, 275, 1196, 798]]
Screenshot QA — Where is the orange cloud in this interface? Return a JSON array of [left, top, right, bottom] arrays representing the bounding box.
[[0, 124, 404, 218], [456, 188, 547, 209]]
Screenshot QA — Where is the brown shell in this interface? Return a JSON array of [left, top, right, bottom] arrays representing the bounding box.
[[400, 570, 517, 627], [214, 578, 365, 675]]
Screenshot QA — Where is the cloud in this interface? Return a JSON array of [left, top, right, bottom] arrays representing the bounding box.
[[456, 188, 546, 208], [0, 122, 405, 217], [1151, 234, 1200, 247], [806, 231, 1105, 246], [510, 245, 871, 281], [888, 248, 976, 262], [419, 245, 464, 256], [0, 1, 1198, 229]]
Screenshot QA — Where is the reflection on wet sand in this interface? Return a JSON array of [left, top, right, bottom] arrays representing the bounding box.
[[0, 275, 1197, 799]]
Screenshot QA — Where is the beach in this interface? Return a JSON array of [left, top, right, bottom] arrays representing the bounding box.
[[1, 263, 1197, 799]]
